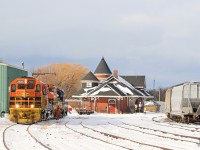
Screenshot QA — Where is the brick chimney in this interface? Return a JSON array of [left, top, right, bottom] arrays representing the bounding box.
[[113, 69, 118, 78]]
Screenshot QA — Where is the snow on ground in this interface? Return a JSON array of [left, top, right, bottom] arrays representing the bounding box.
[[0, 112, 200, 150]]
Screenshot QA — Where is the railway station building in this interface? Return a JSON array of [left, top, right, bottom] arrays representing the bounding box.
[[72, 57, 153, 114], [0, 63, 28, 113]]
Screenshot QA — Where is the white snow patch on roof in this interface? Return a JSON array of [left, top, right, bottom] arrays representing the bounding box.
[[118, 76, 135, 89], [81, 87, 97, 96], [84, 87, 96, 92], [115, 84, 133, 95], [116, 76, 146, 96], [112, 81, 118, 84], [91, 87, 111, 96]]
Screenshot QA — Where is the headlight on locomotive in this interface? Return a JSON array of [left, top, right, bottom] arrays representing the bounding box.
[[16, 104, 19, 108], [30, 104, 34, 108]]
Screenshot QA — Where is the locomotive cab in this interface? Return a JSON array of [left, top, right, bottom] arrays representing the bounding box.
[[9, 77, 48, 124]]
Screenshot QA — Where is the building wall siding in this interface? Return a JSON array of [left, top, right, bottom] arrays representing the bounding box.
[[95, 74, 111, 81], [82, 97, 145, 114], [0, 64, 28, 113], [84, 97, 130, 114], [119, 98, 128, 113], [96, 98, 108, 113], [0, 65, 7, 114]]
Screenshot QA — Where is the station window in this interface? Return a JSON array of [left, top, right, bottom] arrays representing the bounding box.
[[86, 82, 92, 87], [108, 99, 116, 104]]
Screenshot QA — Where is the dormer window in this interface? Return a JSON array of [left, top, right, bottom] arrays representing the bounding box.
[[86, 82, 92, 87]]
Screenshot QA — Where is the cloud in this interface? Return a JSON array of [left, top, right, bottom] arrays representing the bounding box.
[[121, 13, 163, 25], [1, 1, 200, 89]]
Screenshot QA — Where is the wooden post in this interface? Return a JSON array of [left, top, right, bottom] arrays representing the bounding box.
[[118, 97, 120, 114], [94, 98, 96, 112]]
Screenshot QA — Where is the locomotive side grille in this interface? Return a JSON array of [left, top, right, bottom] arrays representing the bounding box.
[[10, 97, 15, 100], [35, 97, 41, 100], [35, 97, 41, 107], [9, 102, 15, 106], [35, 102, 41, 108]]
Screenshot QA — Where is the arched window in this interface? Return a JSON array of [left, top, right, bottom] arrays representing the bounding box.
[[108, 99, 116, 104]]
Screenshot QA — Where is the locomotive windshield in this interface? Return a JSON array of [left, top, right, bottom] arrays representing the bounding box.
[[16, 80, 35, 89], [18, 84, 25, 89], [27, 80, 35, 89], [49, 88, 54, 92]]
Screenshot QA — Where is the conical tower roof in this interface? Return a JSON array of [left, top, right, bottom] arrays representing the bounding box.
[[94, 57, 112, 75], [82, 71, 99, 82]]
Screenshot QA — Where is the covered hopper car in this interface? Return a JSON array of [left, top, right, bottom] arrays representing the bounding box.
[[165, 82, 200, 123]]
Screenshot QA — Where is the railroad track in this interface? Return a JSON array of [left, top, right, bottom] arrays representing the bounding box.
[[3, 124, 51, 150], [3, 124, 16, 150], [122, 121, 200, 145], [152, 116, 200, 132], [27, 125, 52, 150], [153, 116, 200, 129], [169, 122, 200, 130], [80, 122, 171, 150], [65, 121, 131, 150], [110, 122, 200, 145]]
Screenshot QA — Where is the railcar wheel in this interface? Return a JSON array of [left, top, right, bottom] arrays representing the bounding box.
[[187, 116, 190, 124], [181, 116, 185, 123], [167, 113, 170, 118]]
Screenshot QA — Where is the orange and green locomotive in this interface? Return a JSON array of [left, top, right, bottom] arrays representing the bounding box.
[[9, 77, 64, 124]]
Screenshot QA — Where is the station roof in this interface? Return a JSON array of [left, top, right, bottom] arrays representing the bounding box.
[[94, 57, 112, 75], [82, 71, 99, 82]]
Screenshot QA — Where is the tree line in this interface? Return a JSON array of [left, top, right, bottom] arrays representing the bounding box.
[[33, 63, 89, 99], [147, 88, 168, 102]]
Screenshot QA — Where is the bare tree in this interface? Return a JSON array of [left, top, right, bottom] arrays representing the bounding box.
[[34, 63, 89, 99], [147, 87, 167, 102]]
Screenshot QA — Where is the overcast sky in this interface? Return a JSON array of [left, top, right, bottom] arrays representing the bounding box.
[[1, 0, 200, 89]]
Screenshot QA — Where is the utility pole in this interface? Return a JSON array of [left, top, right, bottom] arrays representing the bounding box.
[[153, 80, 156, 100], [159, 88, 161, 101], [21, 62, 24, 69]]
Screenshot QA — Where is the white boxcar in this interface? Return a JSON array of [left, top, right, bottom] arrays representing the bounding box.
[[165, 82, 200, 123]]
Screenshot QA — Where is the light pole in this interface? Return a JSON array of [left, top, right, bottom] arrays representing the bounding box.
[[21, 61, 24, 69]]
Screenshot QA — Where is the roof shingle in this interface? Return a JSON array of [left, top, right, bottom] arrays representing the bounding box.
[[82, 71, 99, 81]]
